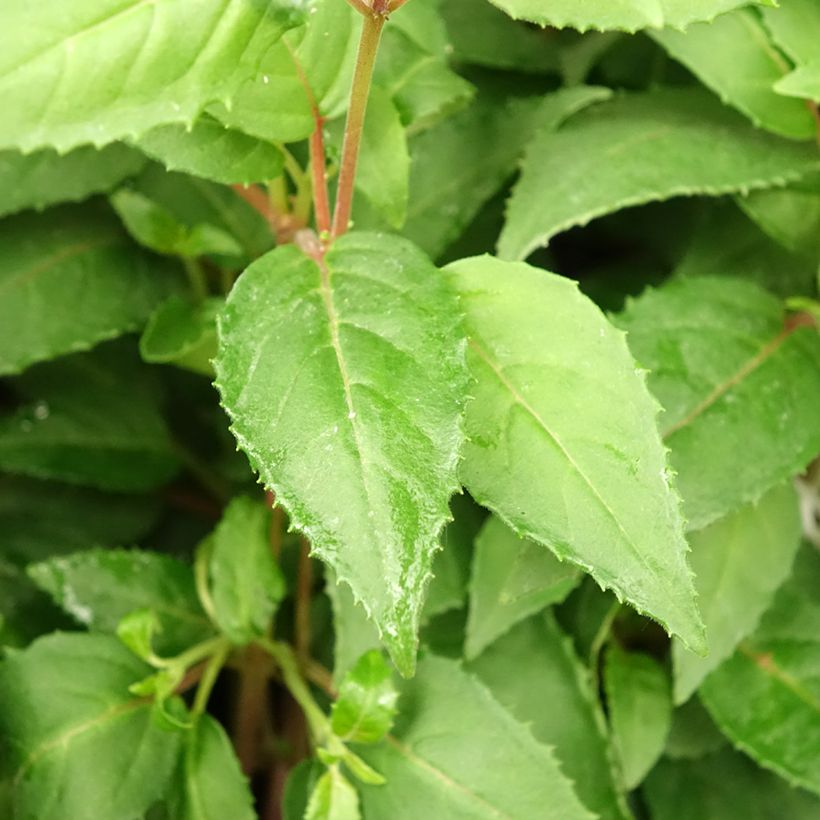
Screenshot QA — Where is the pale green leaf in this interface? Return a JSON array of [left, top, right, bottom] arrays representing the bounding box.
[[135, 115, 284, 187], [215, 233, 467, 675], [673, 483, 802, 704], [604, 645, 672, 789], [645, 747, 820, 819], [359, 654, 594, 819], [760, 0, 820, 66], [27, 548, 213, 656], [283, 760, 323, 820], [116, 607, 162, 662], [499, 88, 820, 261], [206, 496, 285, 646], [776, 61, 820, 103], [486, 0, 775, 32], [651, 10, 816, 140], [331, 651, 398, 744], [0, 145, 145, 218], [0, 344, 180, 492], [168, 715, 256, 820], [701, 545, 820, 795], [0, 203, 181, 376], [465, 515, 580, 659], [469, 615, 629, 820], [616, 276, 820, 529], [447, 255, 705, 652], [0, 0, 307, 153], [306, 767, 361, 820], [0, 633, 182, 820]]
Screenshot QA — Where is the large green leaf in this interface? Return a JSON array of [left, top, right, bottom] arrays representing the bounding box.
[[604, 645, 672, 789], [0, 203, 180, 376], [0, 145, 146, 218], [215, 233, 467, 675], [616, 276, 820, 529], [447, 255, 704, 652], [0, 632, 182, 820], [0, 344, 180, 491], [701, 546, 820, 794], [469, 615, 628, 820], [465, 515, 580, 659], [645, 748, 820, 820], [651, 10, 816, 140], [0, 0, 306, 153], [673, 483, 802, 704], [499, 88, 820, 261], [486, 0, 774, 32], [358, 654, 594, 819], [27, 549, 213, 656]]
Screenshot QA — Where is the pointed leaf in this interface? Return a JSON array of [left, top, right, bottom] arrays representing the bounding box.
[[0, 633, 182, 820], [466, 515, 580, 659], [499, 88, 820, 261], [0, 0, 307, 153], [215, 233, 468, 675], [206, 496, 285, 646], [673, 483, 802, 703], [616, 276, 820, 528], [358, 655, 594, 819], [447, 255, 704, 652], [306, 767, 361, 820], [0, 203, 181, 376], [701, 546, 820, 794], [469, 615, 629, 820], [604, 645, 672, 789]]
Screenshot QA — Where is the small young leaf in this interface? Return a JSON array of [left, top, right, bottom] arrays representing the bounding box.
[[466, 515, 580, 660], [358, 655, 595, 819], [331, 650, 398, 745], [604, 645, 672, 789], [469, 615, 629, 820], [616, 276, 820, 528], [167, 715, 256, 820], [205, 496, 285, 646], [673, 483, 802, 704], [215, 233, 468, 675], [447, 255, 705, 653], [0, 632, 182, 820], [117, 607, 163, 663], [0, 203, 180, 376], [499, 88, 820, 261], [306, 767, 361, 820]]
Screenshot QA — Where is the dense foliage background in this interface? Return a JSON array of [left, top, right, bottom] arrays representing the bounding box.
[[1, 0, 819, 818]]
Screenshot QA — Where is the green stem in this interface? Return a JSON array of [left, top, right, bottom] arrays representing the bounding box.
[[331, 9, 387, 237], [589, 600, 621, 673], [192, 642, 231, 716], [183, 257, 208, 302]]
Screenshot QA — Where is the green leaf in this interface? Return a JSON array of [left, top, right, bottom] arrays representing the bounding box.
[[116, 607, 163, 662], [167, 715, 256, 820], [700, 545, 820, 794], [0, 202, 181, 376], [358, 654, 594, 819], [0, 0, 307, 153], [306, 767, 361, 820], [135, 115, 284, 187], [0, 632, 182, 820], [469, 615, 629, 820], [0, 145, 146, 218], [615, 276, 820, 528], [447, 255, 705, 653], [111, 188, 243, 258], [673, 483, 802, 704], [664, 696, 727, 760], [499, 88, 820, 261], [465, 515, 580, 660], [284, 760, 324, 820], [27, 548, 213, 656], [776, 62, 820, 103], [327, 574, 381, 685], [650, 10, 816, 140], [485, 0, 775, 33], [215, 233, 468, 675], [604, 645, 672, 789], [760, 0, 820, 67], [205, 496, 285, 646], [645, 747, 820, 820], [331, 650, 398, 745], [397, 86, 610, 260], [0, 343, 180, 491]]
